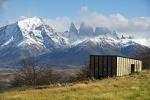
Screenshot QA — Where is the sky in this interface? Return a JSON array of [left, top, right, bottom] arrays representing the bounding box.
[[0, 0, 150, 37]]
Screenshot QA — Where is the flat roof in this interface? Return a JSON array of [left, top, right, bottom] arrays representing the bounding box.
[[90, 55, 141, 61]]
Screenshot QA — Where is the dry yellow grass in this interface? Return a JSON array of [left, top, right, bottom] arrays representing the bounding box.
[[0, 70, 150, 100]]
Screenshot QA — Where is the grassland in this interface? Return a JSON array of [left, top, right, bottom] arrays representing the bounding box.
[[0, 70, 150, 100]]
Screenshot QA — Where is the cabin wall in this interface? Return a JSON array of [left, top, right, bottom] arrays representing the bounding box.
[[90, 55, 117, 78], [90, 55, 142, 78], [117, 57, 142, 76]]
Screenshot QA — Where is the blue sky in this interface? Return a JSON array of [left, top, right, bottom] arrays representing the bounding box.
[[0, 0, 150, 24]]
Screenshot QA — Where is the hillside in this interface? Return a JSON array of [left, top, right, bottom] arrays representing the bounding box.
[[0, 70, 150, 100]]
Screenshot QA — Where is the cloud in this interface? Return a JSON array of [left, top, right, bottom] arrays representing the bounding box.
[[0, 0, 7, 11], [0, 0, 8, 18], [45, 6, 150, 38], [75, 6, 150, 37], [1, 5, 149, 38], [80, 6, 88, 12], [46, 16, 71, 32]]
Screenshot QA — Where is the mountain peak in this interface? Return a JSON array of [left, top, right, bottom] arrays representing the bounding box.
[[95, 27, 111, 35], [18, 16, 43, 30], [121, 35, 126, 39], [79, 22, 94, 36], [69, 22, 78, 34]]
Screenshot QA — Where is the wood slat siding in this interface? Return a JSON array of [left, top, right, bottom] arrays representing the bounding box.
[[90, 56, 94, 77], [94, 56, 99, 78], [99, 56, 103, 77], [108, 56, 112, 77], [116, 56, 142, 76], [112, 56, 117, 76], [90, 55, 117, 78]]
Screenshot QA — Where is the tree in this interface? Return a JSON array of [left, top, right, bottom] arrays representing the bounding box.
[[76, 64, 91, 81], [12, 58, 55, 86]]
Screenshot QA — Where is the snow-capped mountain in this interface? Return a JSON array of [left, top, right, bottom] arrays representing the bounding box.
[[0, 17, 69, 54], [0, 16, 149, 67]]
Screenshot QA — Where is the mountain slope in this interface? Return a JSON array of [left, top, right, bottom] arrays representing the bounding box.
[[38, 36, 148, 67], [0, 17, 149, 67]]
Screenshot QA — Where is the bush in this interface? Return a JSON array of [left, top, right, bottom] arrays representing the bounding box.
[[12, 58, 62, 86], [11, 58, 92, 86], [78, 65, 91, 80], [67, 65, 92, 83]]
